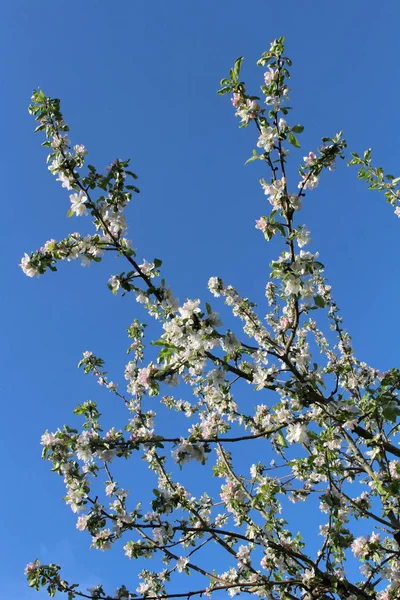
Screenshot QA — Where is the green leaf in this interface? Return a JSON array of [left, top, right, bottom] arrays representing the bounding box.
[[288, 133, 300, 148], [276, 431, 288, 448], [67, 209, 74, 218], [233, 56, 243, 80], [291, 124, 304, 134], [154, 258, 162, 268], [245, 150, 261, 165], [382, 404, 400, 423], [217, 86, 232, 95], [314, 295, 325, 308], [275, 223, 286, 237], [151, 339, 167, 347]]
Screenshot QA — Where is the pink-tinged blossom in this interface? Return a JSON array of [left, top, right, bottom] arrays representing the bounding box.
[[264, 67, 277, 84], [220, 482, 246, 513], [261, 177, 286, 208], [257, 126, 276, 153], [51, 133, 70, 150], [231, 92, 241, 107], [388, 561, 400, 589], [76, 430, 95, 463], [137, 364, 156, 389], [303, 152, 317, 166], [360, 563, 373, 578], [265, 282, 275, 305], [41, 431, 58, 447], [370, 532, 381, 544], [255, 216, 268, 233], [389, 460, 400, 480], [299, 173, 319, 191], [41, 239, 57, 253], [91, 528, 112, 550], [236, 545, 251, 567], [265, 86, 289, 108], [351, 535, 380, 558], [250, 464, 259, 479], [105, 482, 116, 496], [24, 560, 40, 575], [144, 511, 159, 522], [20, 253, 40, 278], [105, 427, 119, 440], [236, 98, 260, 124], [101, 210, 127, 238], [73, 143, 87, 156], [280, 317, 291, 331], [65, 492, 85, 514], [76, 515, 89, 531]]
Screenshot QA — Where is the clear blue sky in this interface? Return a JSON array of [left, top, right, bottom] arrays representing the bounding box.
[[2, 1, 400, 598]]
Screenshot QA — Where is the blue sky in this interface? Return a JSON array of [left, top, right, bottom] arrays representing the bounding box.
[[2, 1, 400, 598]]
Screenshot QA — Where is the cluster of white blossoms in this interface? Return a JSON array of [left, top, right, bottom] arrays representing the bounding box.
[[160, 298, 220, 367], [256, 125, 277, 153], [351, 532, 381, 559], [21, 93, 138, 281], [220, 481, 247, 515], [260, 176, 286, 208], [47, 138, 88, 191], [20, 232, 107, 276], [124, 360, 160, 397], [285, 421, 308, 444], [232, 95, 261, 124], [171, 438, 207, 467]]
